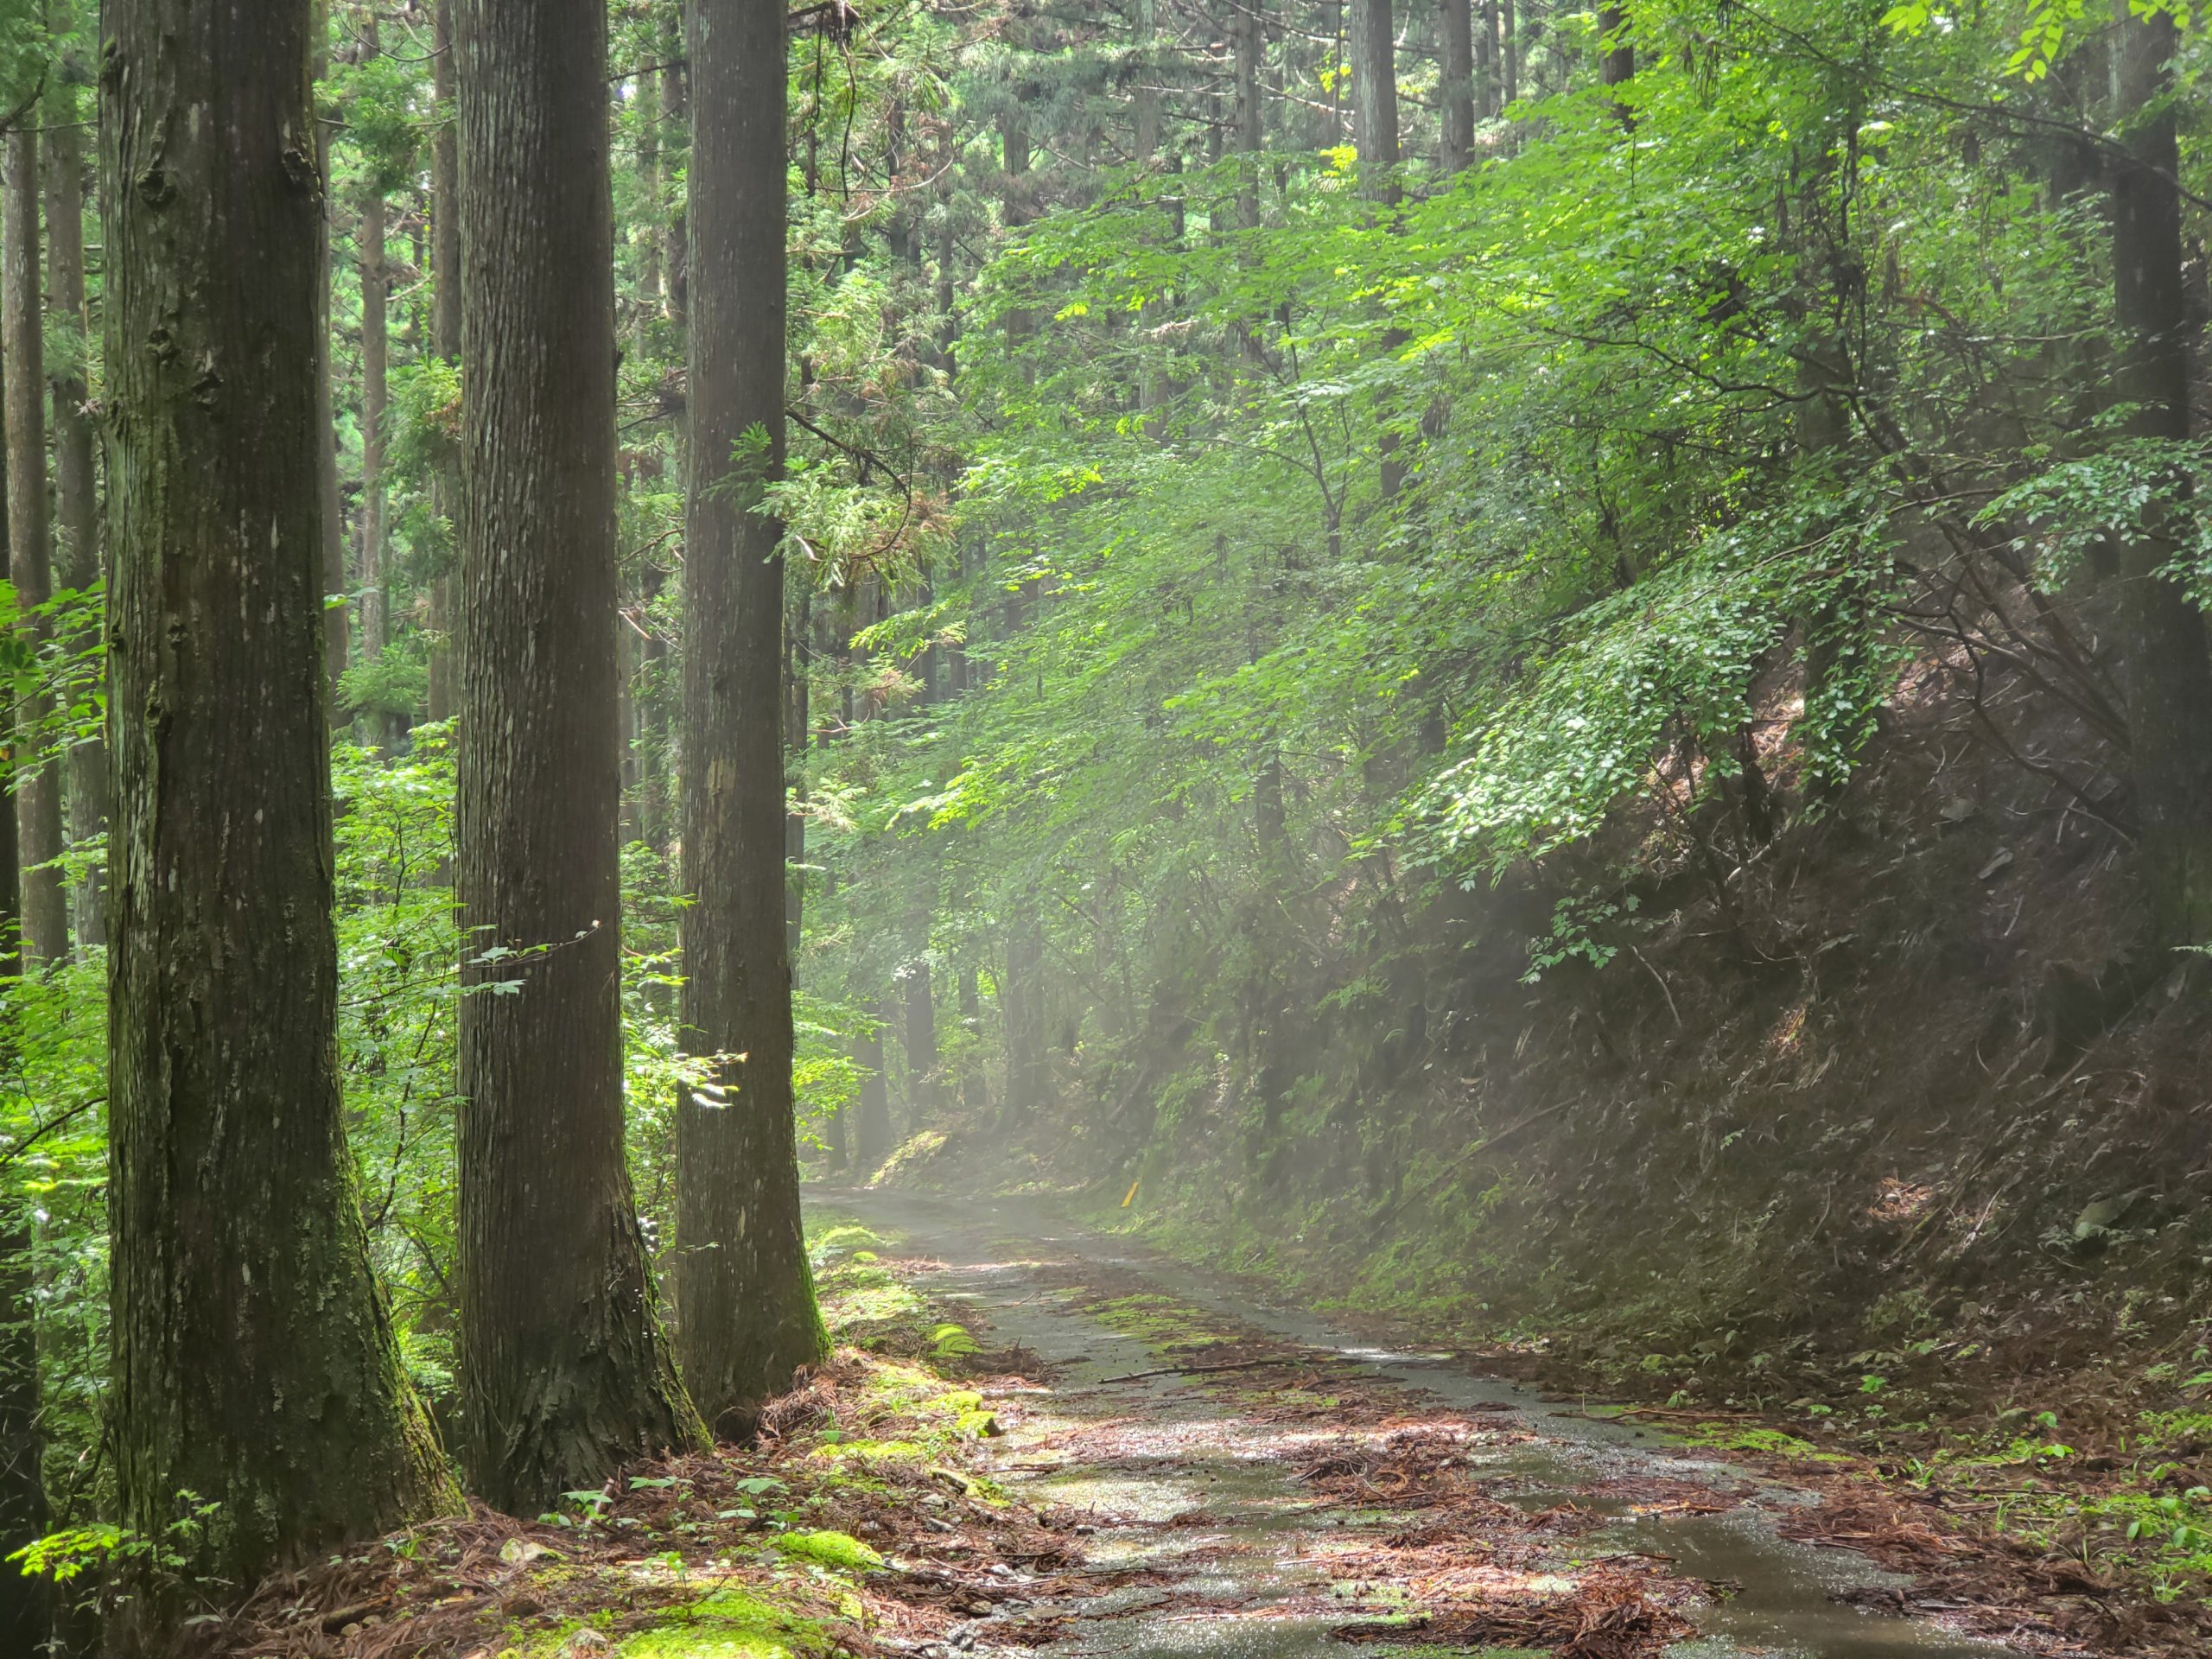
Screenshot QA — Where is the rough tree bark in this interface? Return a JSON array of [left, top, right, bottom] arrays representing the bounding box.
[[1134, 0, 1161, 162], [45, 47, 105, 951], [1001, 95, 1032, 344], [1502, 0, 1517, 105], [901, 950, 939, 1119], [854, 1004, 892, 1173], [102, 0, 449, 1619], [1351, 0, 1407, 498], [357, 172, 389, 713], [1233, 0, 1263, 231], [5, 129, 66, 968], [315, 3, 349, 716], [454, 0, 700, 1510], [958, 966, 991, 1116], [0, 750, 41, 1659], [2109, 3, 2212, 949], [1477, 0, 1497, 118], [785, 580, 810, 958], [1352, 0, 1399, 201], [1440, 0, 1474, 173], [661, 27, 688, 327], [635, 61, 662, 339], [1599, 0, 1633, 123], [425, 0, 460, 726], [676, 0, 829, 1436], [934, 125, 959, 370], [1002, 925, 1046, 1120]]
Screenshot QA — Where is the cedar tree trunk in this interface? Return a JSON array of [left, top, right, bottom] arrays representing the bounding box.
[[453, 0, 701, 1510], [102, 0, 449, 1619], [676, 0, 829, 1437]]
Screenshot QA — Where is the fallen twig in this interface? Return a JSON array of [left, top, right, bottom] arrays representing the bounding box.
[[1095, 1356, 1356, 1384]]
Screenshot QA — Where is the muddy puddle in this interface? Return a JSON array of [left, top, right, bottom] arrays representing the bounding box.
[[807, 1187, 2025, 1659]]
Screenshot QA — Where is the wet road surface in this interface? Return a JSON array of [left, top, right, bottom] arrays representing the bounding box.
[[806, 1187, 2024, 1659]]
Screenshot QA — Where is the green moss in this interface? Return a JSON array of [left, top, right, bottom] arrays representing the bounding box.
[[873, 1130, 950, 1185], [1086, 1292, 1234, 1350], [807, 1223, 887, 1265], [616, 1586, 836, 1658], [771, 1530, 886, 1572], [1656, 1421, 1846, 1462], [812, 1438, 927, 1463], [855, 1356, 938, 1398], [814, 1260, 930, 1343]]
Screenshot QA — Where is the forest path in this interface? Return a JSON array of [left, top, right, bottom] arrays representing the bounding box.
[[806, 1188, 2034, 1659]]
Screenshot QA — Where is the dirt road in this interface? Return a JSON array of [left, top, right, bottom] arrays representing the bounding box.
[[810, 1186, 2083, 1659]]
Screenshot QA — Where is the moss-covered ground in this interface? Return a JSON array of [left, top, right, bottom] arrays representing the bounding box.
[[204, 1217, 1055, 1658]]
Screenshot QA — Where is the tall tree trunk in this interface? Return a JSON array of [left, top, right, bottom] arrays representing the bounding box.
[[661, 27, 689, 328], [675, 0, 828, 1436], [2110, 3, 2212, 948], [901, 951, 938, 1119], [1351, 0, 1399, 202], [1234, 0, 1264, 232], [934, 125, 958, 371], [1001, 103, 1031, 344], [1351, 0, 1407, 498], [1440, 0, 1474, 172], [426, 0, 461, 726], [0, 1211, 41, 1654], [0, 747, 42, 1659], [1002, 924, 1046, 1120], [854, 1004, 892, 1173], [454, 0, 699, 1510], [958, 965, 991, 1116], [103, 0, 449, 1613], [45, 48, 105, 952], [5, 130, 65, 968], [1502, 0, 1517, 105], [635, 63, 662, 340], [1599, 1, 1633, 122], [619, 597, 643, 844], [358, 178, 389, 721], [1477, 0, 1497, 118], [315, 4, 350, 718], [639, 563, 672, 851], [1133, 0, 1160, 162], [785, 579, 810, 958]]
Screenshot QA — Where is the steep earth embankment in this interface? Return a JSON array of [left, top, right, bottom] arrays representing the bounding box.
[[871, 634, 2212, 1593]]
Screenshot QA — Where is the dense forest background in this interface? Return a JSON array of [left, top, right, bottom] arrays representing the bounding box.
[[1, 0, 2211, 1637]]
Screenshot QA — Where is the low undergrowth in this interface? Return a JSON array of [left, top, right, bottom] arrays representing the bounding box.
[[194, 1218, 1056, 1658]]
